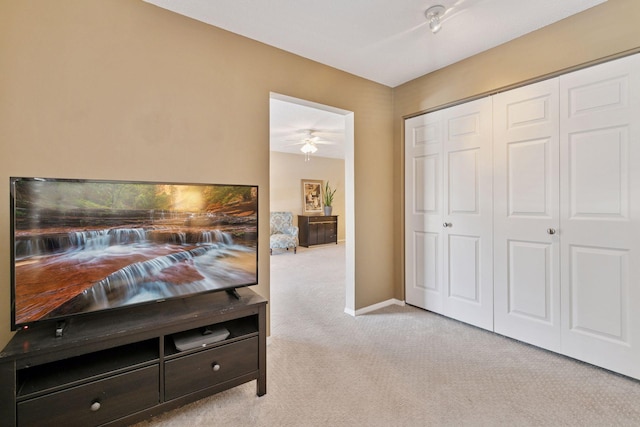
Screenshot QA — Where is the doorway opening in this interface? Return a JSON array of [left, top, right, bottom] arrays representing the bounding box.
[[269, 93, 355, 314]]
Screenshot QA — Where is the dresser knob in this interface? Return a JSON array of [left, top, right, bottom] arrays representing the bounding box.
[[547, 228, 557, 235], [90, 401, 101, 412], [212, 363, 221, 372]]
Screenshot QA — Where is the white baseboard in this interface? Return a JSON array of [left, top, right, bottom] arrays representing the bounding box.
[[344, 298, 405, 316]]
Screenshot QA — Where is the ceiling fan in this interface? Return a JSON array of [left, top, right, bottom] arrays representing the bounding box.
[[285, 129, 338, 161]]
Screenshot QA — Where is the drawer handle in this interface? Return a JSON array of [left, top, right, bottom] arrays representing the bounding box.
[[212, 363, 221, 372], [90, 401, 101, 412]]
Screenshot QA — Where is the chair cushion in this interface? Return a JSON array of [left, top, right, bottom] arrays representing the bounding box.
[[270, 234, 297, 249]]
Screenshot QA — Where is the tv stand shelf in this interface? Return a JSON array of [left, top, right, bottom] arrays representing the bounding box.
[[0, 288, 267, 427]]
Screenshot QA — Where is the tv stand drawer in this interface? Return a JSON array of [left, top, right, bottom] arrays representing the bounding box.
[[165, 337, 258, 401], [17, 365, 158, 427]]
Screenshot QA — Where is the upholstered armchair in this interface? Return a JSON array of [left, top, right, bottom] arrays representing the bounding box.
[[270, 212, 298, 255]]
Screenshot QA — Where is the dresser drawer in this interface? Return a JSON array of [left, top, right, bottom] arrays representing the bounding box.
[[307, 216, 336, 224], [165, 337, 258, 401], [17, 365, 159, 427]]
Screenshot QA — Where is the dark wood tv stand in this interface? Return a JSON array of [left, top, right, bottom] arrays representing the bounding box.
[[0, 288, 267, 427]]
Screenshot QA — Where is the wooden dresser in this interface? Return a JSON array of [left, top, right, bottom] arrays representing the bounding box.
[[298, 215, 338, 247]]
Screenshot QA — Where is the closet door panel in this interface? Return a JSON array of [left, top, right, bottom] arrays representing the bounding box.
[[448, 234, 480, 302], [507, 140, 549, 215], [413, 231, 439, 293], [448, 149, 479, 213], [405, 112, 445, 313], [569, 127, 628, 219], [442, 97, 493, 331], [569, 246, 628, 340], [415, 155, 439, 213], [493, 79, 561, 351], [508, 241, 552, 320], [560, 53, 640, 379]]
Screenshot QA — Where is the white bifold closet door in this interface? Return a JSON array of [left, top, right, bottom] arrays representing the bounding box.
[[407, 52, 640, 380], [493, 78, 562, 352], [559, 53, 640, 379], [405, 97, 493, 331], [405, 110, 444, 314]]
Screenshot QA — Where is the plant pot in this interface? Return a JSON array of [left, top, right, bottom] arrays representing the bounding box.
[[323, 206, 333, 216]]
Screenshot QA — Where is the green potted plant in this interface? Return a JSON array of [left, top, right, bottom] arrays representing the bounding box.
[[323, 181, 337, 216]]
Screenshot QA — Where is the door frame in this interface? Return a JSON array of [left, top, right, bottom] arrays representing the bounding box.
[[269, 92, 356, 314]]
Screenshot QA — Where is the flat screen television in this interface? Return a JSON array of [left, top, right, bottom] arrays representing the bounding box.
[[10, 177, 258, 331]]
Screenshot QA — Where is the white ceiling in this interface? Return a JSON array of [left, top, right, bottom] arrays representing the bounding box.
[[269, 98, 346, 159], [144, 0, 607, 160], [144, 0, 606, 88]]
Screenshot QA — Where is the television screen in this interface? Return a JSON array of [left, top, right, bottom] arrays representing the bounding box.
[[10, 177, 258, 330]]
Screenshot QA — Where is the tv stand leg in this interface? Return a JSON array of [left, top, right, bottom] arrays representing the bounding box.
[[55, 321, 67, 338], [226, 289, 241, 299]]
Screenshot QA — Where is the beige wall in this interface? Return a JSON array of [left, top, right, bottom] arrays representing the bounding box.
[[270, 152, 346, 241], [3, 0, 639, 350], [392, 0, 640, 299], [0, 1, 393, 347]]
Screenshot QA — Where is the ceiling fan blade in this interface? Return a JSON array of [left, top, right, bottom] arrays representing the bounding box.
[[294, 129, 342, 138]]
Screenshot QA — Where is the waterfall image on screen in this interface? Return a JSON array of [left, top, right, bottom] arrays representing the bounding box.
[[11, 178, 258, 328]]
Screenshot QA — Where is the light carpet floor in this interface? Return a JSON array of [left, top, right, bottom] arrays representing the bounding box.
[[137, 243, 640, 426]]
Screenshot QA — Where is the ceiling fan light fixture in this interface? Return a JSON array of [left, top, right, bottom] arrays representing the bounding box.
[[425, 5, 446, 34], [300, 141, 318, 161], [300, 141, 317, 154]]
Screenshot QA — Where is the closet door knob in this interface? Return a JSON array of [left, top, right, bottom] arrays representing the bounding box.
[[547, 228, 557, 235], [443, 222, 452, 228]]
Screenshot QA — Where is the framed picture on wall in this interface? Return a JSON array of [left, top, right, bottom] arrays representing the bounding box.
[[301, 179, 323, 214]]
